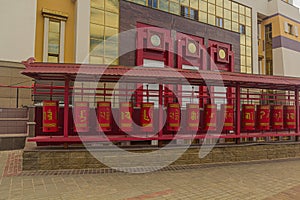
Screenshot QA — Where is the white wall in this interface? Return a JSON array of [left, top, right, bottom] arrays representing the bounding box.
[[75, 0, 90, 63], [280, 47, 300, 77], [0, 0, 37, 62]]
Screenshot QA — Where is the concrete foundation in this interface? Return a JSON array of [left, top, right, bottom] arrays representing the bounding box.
[[23, 141, 300, 171]]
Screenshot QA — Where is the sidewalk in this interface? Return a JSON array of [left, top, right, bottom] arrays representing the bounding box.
[[1, 150, 300, 200]]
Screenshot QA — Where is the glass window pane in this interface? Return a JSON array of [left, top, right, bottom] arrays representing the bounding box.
[[246, 46, 252, 56], [48, 32, 60, 54], [208, 3, 215, 14], [224, 9, 231, 20], [232, 2, 238, 12], [224, 0, 231, 9], [181, 0, 189, 7], [90, 24, 104, 40], [49, 21, 60, 33], [232, 21, 238, 32], [90, 39, 104, 56], [199, 12, 208, 23], [246, 26, 252, 36], [199, 0, 208, 12], [246, 36, 252, 46], [48, 55, 59, 63], [208, 0, 215, 4], [170, 2, 180, 15], [105, 0, 119, 13], [246, 56, 252, 66], [224, 19, 231, 30], [104, 57, 117, 65], [232, 12, 238, 22], [90, 56, 103, 64], [190, 0, 199, 9], [105, 11, 119, 28], [91, 8, 104, 25], [105, 27, 118, 38], [104, 41, 118, 58], [91, 0, 104, 10], [245, 7, 251, 17], [208, 14, 215, 25], [216, 0, 223, 6], [240, 34, 246, 45], [239, 14, 245, 24], [239, 5, 245, 15], [216, 6, 223, 17], [159, 0, 169, 12], [241, 55, 245, 65], [246, 17, 251, 26], [240, 45, 245, 55]]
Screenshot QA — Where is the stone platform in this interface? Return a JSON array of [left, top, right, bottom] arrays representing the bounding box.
[[23, 141, 300, 171]]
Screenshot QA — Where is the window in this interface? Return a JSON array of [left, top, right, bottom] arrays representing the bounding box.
[[239, 24, 246, 34], [180, 6, 199, 20], [148, 0, 158, 8], [42, 9, 67, 63], [48, 21, 60, 62], [216, 17, 223, 28], [284, 22, 293, 35], [288, 23, 293, 34]]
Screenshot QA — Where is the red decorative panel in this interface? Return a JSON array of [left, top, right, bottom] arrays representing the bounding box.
[[222, 104, 234, 131], [176, 32, 205, 69], [242, 104, 255, 131], [74, 102, 89, 132], [271, 105, 283, 130], [97, 102, 112, 132], [42, 100, 59, 132], [256, 105, 270, 130], [136, 23, 173, 67], [136, 23, 173, 107], [208, 40, 234, 72], [167, 103, 181, 131], [284, 105, 296, 129], [140, 102, 154, 132], [203, 104, 217, 131], [186, 103, 200, 131], [120, 102, 133, 132]]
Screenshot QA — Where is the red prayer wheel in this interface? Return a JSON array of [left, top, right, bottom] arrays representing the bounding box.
[[74, 102, 89, 132], [222, 104, 234, 131], [203, 104, 217, 131], [284, 105, 296, 129], [271, 105, 283, 130], [242, 104, 255, 131], [120, 102, 133, 132], [167, 103, 181, 131], [97, 102, 112, 132], [186, 103, 200, 131], [42, 100, 58, 132], [256, 105, 270, 130], [140, 102, 154, 132]]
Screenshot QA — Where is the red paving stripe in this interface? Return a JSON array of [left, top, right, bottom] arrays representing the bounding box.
[[124, 189, 174, 200], [3, 151, 22, 177]]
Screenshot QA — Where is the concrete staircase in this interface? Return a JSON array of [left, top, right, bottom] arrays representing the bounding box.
[[0, 108, 30, 150]]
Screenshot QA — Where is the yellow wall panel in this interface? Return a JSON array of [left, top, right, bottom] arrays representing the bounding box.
[[35, 0, 75, 63]]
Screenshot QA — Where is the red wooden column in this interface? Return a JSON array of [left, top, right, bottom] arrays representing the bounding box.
[[235, 83, 241, 143], [64, 78, 70, 138], [158, 84, 163, 146], [296, 88, 299, 140]]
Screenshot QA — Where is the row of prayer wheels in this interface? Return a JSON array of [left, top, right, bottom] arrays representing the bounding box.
[[42, 100, 296, 133], [242, 104, 296, 131]]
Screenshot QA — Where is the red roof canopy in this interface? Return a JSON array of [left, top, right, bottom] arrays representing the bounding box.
[[21, 58, 300, 90]]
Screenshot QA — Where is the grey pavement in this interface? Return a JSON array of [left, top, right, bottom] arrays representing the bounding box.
[[1, 150, 300, 200]]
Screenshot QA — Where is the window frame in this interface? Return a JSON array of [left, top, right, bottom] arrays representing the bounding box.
[[42, 9, 67, 63]]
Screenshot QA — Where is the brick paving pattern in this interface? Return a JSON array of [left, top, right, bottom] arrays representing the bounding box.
[[1, 150, 300, 199]]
